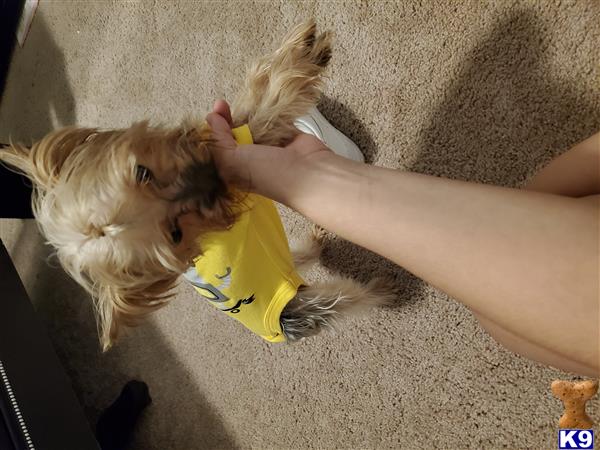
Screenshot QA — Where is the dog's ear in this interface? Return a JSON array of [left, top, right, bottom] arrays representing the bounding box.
[[0, 143, 33, 180], [96, 286, 143, 353], [0, 127, 98, 190], [96, 276, 179, 352], [97, 285, 120, 352]]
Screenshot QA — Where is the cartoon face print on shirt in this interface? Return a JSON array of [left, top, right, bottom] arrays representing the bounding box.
[[184, 266, 231, 303], [183, 266, 255, 313]]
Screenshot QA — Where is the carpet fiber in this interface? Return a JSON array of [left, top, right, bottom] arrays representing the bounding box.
[[0, 1, 598, 449]]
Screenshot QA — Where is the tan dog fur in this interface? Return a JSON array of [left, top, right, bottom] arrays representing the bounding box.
[[0, 21, 393, 350]]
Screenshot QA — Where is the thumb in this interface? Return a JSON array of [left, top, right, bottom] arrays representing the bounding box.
[[206, 112, 237, 149], [206, 111, 232, 134], [212, 99, 233, 125]]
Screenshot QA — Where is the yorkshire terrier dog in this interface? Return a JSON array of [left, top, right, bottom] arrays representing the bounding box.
[[0, 21, 393, 350]]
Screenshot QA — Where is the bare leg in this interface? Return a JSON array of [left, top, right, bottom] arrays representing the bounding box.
[[473, 132, 600, 375], [474, 314, 597, 376], [525, 133, 599, 197]]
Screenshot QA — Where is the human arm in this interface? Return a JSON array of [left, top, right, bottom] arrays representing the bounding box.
[[207, 103, 599, 376]]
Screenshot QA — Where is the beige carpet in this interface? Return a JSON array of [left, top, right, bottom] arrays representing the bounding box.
[[1, 1, 599, 449]]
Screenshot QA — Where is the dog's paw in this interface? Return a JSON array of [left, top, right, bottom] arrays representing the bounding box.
[[291, 225, 325, 271], [310, 223, 328, 245]]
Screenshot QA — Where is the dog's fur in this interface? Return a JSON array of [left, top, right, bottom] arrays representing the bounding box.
[[0, 21, 394, 350]]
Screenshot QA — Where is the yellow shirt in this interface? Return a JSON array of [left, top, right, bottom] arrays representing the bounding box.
[[183, 125, 304, 342]]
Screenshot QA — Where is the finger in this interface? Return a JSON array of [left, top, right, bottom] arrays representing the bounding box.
[[206, 112, 237, 150], [212, 99, 233, 126], [206, 111, 232, 134]]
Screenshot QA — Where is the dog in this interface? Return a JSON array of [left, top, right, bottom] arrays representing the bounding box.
[[0, 20, 394, 350]]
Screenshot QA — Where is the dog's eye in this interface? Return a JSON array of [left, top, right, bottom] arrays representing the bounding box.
[[136, 165, 153, 184], [171, 225, 182, 244]]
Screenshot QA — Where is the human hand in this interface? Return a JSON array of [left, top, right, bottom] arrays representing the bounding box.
[[206, 100, 333, 192], [205, 100, 242, 185]]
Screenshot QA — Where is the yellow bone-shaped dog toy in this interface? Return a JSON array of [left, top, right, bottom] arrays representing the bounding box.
[[551, 379, 598, 429]]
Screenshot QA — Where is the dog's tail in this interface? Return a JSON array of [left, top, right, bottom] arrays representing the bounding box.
[[280, 276, 397, 341]]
